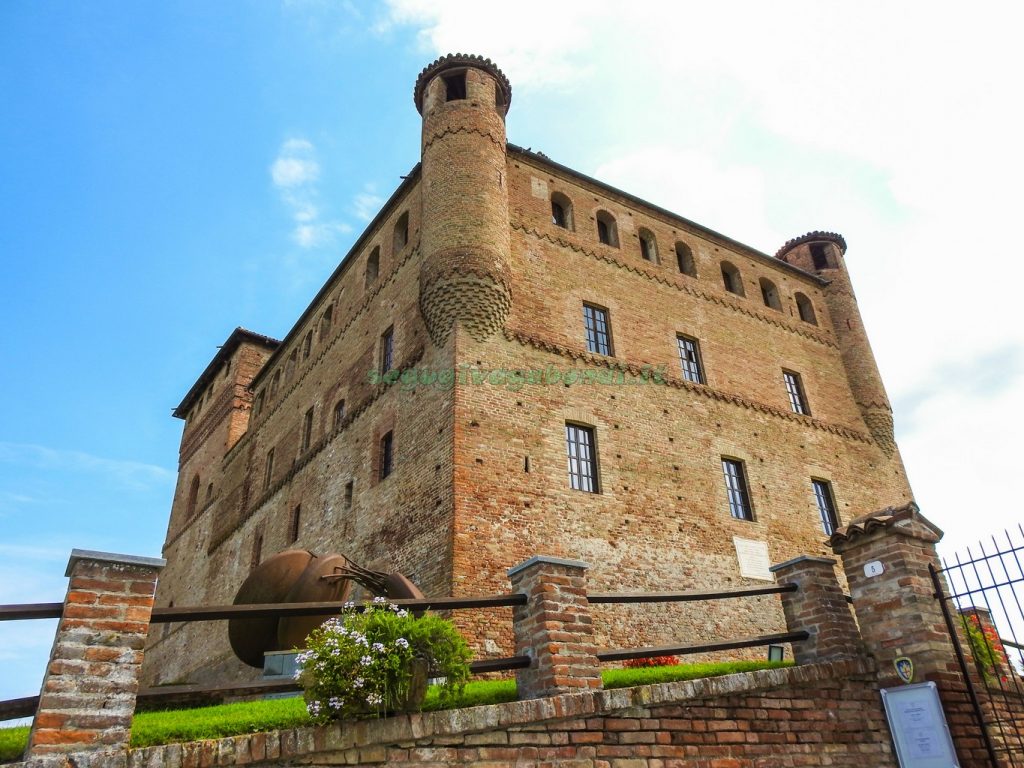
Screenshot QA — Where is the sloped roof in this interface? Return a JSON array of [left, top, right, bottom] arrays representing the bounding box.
[[827, 501, 943, 548]]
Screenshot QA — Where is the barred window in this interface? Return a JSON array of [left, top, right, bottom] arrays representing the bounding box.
[[812, 479, 839, 535], [583, 303, 612, 356], [380, 327, 394, 375], [566, 423, 598, 493], [676, 335, 704, 384], [784, 370, 809, 415], [722, 458, 753, 521]]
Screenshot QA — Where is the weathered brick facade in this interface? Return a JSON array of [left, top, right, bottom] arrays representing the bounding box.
[[143, 53, 914, 687]]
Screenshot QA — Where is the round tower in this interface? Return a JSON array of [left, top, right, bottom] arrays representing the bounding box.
[[776, 232, 897, 456], [414, 54, 513, 346]]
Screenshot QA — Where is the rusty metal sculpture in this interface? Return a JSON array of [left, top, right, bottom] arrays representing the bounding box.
[[227, 550, 423, 668]]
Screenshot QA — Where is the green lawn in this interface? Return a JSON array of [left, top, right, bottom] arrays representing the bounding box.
[[0, 660, 790, 762]]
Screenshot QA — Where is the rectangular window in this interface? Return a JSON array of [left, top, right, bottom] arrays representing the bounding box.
[[302, 331, 312, 360], [320, 305, 333, 341], [344, 480, 354, 508], [676, 335, 704, 384], [722, 458, 753, 521], [583, 304, 612, 356], [251, 533, 263, 571], [566, 423, 599, 493], [379, 431, 394, 481], [289, 504, 301, 543], [301, 407, 314, 452], [263, 448, 274, 490], [812, 479, 840, 535], [253, 390, 265, 418], [333, 399, 346, 431], [783, 370, 809, 415], [380, 327, 394, 375]]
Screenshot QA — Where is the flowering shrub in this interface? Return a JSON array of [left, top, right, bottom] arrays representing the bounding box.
[[623, 655, 679, 668], [961, 612, 1008, 686], [295, 597, 471, 723]]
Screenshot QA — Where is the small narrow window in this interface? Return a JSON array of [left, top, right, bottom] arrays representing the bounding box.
[[810, 243, 830, 270], [302, 331, 313, 360], [795, 293, 817, 325], [263, 448, 275, 491], [333, 399, 346, 430], [639, 229, 658, 263], [379, 431, 394, 481], [721, 262, 744, 296], [443, 71, 467, 101], [566, 423, 599, 493], [223, 360, 231, 378], [759, 278, 782, 311], [186, 475, 201, 520], [595, 210, 618, 247], [251, 532, 263, 571], [551, 192, 573, 230], [344, 480, 354, 508], [393, 212, 409, 253], [301, 407, 314, 452], [583, 303, 613, 356], [380, 327, 394, 375], [270, 371, 281, 397], [722, 458, 753, 521], [676, 335, 705, 384], [783, 370, 810, 415], [289, 504, 301, 544], [253, 390, 265, 417], [285, 349, 298, 382], [365, 247, 380, 288], [675, 242, 697, 277], [206, 482, 213, 500], [319, 305, 334, 342], [812, 479, 840, 535]]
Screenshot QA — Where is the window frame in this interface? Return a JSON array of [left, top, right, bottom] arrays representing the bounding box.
[[379, 430, 394, 481], [565, 422, 600, 493], [639, 228, 658, 263], [583, 303, 613, 356], [721, 458, 754, 521], [595, 210, 618, 247], [333, 399, 346, 431], [301, 407, 314, 452], [289, 504, 301, 544], [676, 334, 705, 384], [380, 326, 395, 375], [675, 241, 697, 277], [812, 478, 840, 536], [263, 448, 275, 491], [783, 370, 810, 415]]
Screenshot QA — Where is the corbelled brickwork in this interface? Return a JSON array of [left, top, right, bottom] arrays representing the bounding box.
[[146, 53, 915, 687], [10, 659, 896, 767], [26, 551, 164, 759]]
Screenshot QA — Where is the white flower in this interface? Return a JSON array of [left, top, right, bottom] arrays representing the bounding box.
[[371, 642, 385, 653], [372, 596, 387, 605], [360, 655, 373, 666], [365, 693, 383, 707], [395, 638, 409, 649], [388, 603, 399, 612], [328, 697, 343, 710], [353, 677, 364, 688], [395, 609, 409, 618], [307, 700, 322, 716]]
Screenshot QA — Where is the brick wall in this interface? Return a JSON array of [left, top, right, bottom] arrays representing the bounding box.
[[10, 659, 896, 768]]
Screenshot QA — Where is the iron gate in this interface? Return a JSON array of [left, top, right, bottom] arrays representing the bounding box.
[[931, 525, 1024, 766]]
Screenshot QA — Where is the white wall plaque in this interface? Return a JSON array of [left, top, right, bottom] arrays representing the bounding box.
[[880, 682, 960, 767], [733, 537, 773, 581], [530, 177, 548, 199], [865, 560, 885, 578]]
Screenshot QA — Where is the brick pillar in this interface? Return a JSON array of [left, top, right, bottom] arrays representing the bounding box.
[[26, 550, 165, 758], [829, 507, 957, 688], [768, 555, 861, 664], [507, 555, 602, 699]]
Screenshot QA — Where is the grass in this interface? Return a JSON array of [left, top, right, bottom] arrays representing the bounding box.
[[0, 659, 790, 761]]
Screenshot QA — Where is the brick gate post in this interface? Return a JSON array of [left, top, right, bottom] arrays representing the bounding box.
[[507, 555, 602, 700], [769, 555, 861, 664], [26, 550, 165, 759]]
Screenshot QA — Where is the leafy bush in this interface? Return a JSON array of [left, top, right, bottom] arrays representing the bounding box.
[[961, 612, 1008, 686], [296, 597, 471, 723]]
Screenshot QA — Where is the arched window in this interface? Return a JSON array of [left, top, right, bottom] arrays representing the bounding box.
[[675, 241, 697, 277], [595, 210, 618, 247], [551, 192, 573, 230], [319, 304, 333, 341], [365, 247, 380, 288], [759, 278, 782, 311], [186, 474, 200, 520], [810, 243, 831, 270], [393, 212, 409, 253], [795, 292, 817, 325], [269, 369, 281, 398], [206, 483, 213, 501], [721, 261, 744, 296], [638, 228, 658, 263], [285, 349, 297, 382]]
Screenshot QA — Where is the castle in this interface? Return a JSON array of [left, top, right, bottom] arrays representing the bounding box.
[[143, 54, 914, 685]]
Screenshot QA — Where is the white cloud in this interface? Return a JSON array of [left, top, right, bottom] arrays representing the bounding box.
[[0, 442, 173, 491], [352, 184, 383, 222], [270, 137, 349, 249]]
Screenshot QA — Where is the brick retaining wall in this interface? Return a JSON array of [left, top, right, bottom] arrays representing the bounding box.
[[9, 658, 895, 768]]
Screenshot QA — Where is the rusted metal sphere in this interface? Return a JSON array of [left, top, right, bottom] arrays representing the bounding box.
[[277, 553, 353, 651]]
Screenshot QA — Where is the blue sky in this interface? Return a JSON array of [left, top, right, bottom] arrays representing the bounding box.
[[2, 1, 1023, 706]]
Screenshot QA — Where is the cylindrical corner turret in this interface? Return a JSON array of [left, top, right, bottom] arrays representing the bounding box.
[[415, 54, 513, 346], [776, 232, 897, 456]]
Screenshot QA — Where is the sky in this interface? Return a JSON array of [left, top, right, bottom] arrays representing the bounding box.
[[2, 1, 1023, 707]]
